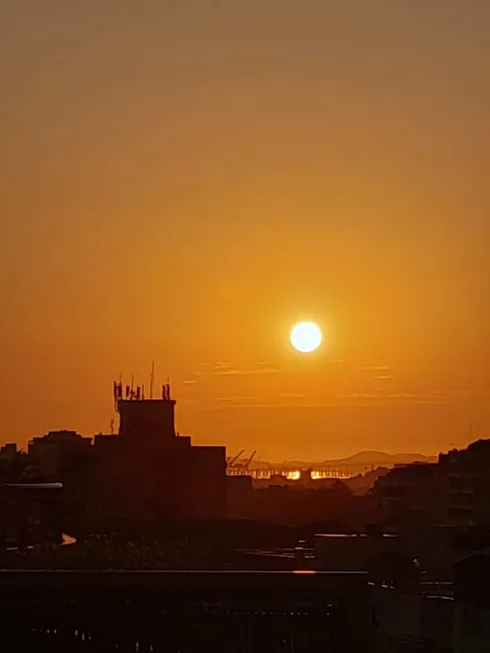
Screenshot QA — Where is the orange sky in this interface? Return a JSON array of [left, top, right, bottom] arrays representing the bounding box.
[[1, 1, 489, 459]]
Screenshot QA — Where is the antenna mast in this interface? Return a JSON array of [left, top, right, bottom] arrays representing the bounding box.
[[150, 361, 155, 399]]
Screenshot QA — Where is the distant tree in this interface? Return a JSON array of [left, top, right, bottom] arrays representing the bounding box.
[[330, 479, 352, 497], [16, 463, 47, 484]]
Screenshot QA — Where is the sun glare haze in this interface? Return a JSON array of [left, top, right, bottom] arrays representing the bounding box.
[[1, 0, 489, 461]]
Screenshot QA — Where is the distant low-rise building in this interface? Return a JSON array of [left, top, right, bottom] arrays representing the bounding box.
[[0, 444, 20, 482], [226, 475, 254, 519], [28, 430, 93, 526], [28, 431, 92, 480], [0, 482, 63, 547], [0, 443, 17, 462]]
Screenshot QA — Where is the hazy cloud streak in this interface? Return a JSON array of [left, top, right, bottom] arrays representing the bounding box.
[[213, 367, 286, 376]]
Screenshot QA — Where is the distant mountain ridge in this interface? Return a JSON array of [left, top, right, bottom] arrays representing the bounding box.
[[322, 450, 437, 466], [252, 450, 437, 469]]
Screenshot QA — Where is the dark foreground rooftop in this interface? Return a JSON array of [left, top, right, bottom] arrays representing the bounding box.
[[0, 568, 367, 598], [0, 570, 372, 653]]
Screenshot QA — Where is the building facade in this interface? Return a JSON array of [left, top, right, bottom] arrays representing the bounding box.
[[92, 382, 226, 522]]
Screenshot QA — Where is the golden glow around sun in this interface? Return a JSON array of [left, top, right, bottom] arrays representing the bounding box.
[[290, 321, 322, 353]]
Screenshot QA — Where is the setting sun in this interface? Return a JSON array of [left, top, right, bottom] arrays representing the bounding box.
[[290, 322, 322, 353]]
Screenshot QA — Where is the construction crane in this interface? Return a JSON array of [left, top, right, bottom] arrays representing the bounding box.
[[226, 449, 245, 468], [243, 450, 256, 470], [226, 450, 258, 476]]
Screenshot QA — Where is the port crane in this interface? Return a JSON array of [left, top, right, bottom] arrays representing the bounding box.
[[226, 450, 257, 475], [226, 449, 245, 469], [244, 450, 256, 469]]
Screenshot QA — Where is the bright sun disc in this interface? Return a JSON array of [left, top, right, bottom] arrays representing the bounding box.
[[290, 321, 322, 353]]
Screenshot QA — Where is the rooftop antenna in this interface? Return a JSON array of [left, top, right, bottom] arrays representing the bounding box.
[[150, 361, 155, 399], [116, 374, 123, 406]]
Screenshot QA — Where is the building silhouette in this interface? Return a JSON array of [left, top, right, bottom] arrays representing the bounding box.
[[373, 439, 490, 533], [28, 430, 93, 526], [92, 381, 226, 522], [373, 461, 440, 533], [438, 439, 490, 529]]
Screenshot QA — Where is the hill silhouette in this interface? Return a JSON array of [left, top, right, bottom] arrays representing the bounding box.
[[251, 450, 436, 469], [322, 450, 436, 466]]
